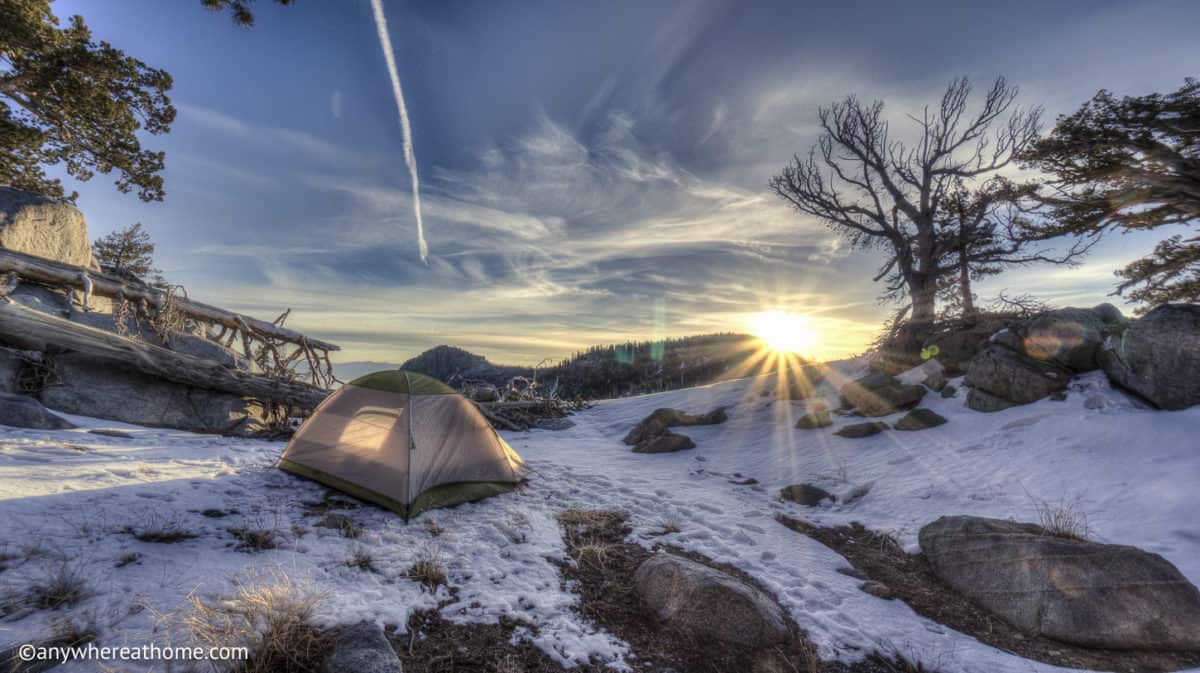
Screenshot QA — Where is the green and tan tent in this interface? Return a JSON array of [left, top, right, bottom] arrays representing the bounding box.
[[280, 370, 527, 519]]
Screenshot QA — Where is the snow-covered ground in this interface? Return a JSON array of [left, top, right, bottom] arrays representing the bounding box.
[[1, 362, 1199, 672]]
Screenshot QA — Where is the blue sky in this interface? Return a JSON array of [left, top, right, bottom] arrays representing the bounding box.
[[52, 0, 1200, 364]]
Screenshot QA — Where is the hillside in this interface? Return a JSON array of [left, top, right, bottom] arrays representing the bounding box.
[[400, 333, 794, 400]]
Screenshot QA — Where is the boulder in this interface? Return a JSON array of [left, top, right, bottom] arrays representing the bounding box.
[[839, 373, 926, 417], [833, 421, 889, 438], [793, 410, 832, 429], [632, 431, 696, 454], [779, 484, 835, 506], [895, 358, 946, 392], [922, 316, 1012, 374], [892, 408, 947, 431], [939, 385, 957, 399], [1013, 307, 1110, 373], [0, 392, 76, 430], [0, 187, 97, 268], [633, 553, 789, 647], [323, 622, 402, 673], [623, 407, 726, 445], [965, 344, 1069, 412], [38, 353, 267, 436], [1101, 303, 1200, 410], [919, 515, 1200, 650]]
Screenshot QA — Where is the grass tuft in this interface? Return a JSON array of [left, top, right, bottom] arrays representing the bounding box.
[[345, 548, 376, 572], [406, 548, 447, 590], [228, 528, 279, 552], [176, 567, 329, 673]]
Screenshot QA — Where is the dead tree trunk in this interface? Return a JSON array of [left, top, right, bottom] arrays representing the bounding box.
[[0, 301, 328, 409]]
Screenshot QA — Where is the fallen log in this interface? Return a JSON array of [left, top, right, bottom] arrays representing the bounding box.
[[0, 300, 329, 409], [0, 248, 339, 352]]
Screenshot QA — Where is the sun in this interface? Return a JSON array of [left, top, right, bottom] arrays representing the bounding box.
[[750, 311, 819, 355]]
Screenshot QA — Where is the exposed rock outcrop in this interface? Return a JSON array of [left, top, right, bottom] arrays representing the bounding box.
[[793, 410, 832, 429], [1101, 303, 1200, 410], [38, 354, 267, 436], [919, 515, 1200, 650], [633, 553, 789, 647], [0, 187, 97, 269]]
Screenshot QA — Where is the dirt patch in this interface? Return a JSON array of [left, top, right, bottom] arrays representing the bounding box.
[[389, 610, 598, 673], [555, 508, 935, 673], [775, 514, 1200, 673]]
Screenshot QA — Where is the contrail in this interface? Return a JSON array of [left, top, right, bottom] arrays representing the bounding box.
[[370, 0, 428, 263]]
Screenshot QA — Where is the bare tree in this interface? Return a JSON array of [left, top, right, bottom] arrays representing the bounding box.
[[770, 77, 1041, 363], [934, 179, 1095, 319]]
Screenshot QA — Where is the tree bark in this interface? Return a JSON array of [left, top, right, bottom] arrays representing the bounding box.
[[0, 248, 339, 352], [958, 245, 976, 318], [0, 301, 329, 409]]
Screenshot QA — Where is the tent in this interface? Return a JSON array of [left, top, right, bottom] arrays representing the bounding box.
[[279, 370, 527, 519]]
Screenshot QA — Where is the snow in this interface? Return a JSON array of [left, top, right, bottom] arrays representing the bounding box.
[[2, 362, 1199, 672]]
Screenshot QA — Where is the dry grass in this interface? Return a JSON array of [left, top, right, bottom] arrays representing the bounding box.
[[316, 514, 363, 540], [123, 515, 197, 544], [571, 540, 617, 569], [406, 548, 447, 591], [345, 548, 375, 572], [176, 567, 329, 673], [422, 517, 443, 537], [1028, 494, 1093, 541], [653, 518, 683, 536], [228, 528, 279, 552], [30, 563, 90, 610]]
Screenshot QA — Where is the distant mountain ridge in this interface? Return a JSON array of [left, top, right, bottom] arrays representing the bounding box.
[[394, 333, 796, 399]]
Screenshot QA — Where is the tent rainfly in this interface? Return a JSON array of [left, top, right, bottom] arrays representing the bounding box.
[[279, 370, 527, 519]]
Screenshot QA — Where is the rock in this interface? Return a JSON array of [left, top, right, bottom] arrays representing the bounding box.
[[623, 407, 727, 445], [323, 622, 402, 673], [965, 344, 1069, 411], [632, 431, 696, 454], [919, 515, 1200, 650], [923, 316, 1013, 374], [859, 581, 896, 600], [1050, 390, 1068, 401], [939, 385, 957, 399], [833, 421, 889, 438], [966, 388, 1019, 413], [0, 392, 76, 430], [1101, 303, 1200, 410], [892, 408, 947, 431], [633, 553, 789, 647], [1092, 302, 1129, 327], [839, 373, 926, 417], [896, 358, 946, 392], [0, 187, 97, 268], [793, 410, 832, 429], [779, 483, 835, 506], [38, 353, 267, 436], [1014, 307, 1110, 372], [623, 417, 667, 446]]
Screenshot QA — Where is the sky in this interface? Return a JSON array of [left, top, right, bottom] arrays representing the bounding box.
[[49, 0, 1200, 365]]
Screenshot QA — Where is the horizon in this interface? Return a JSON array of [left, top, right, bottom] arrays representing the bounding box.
[[47, 0, 1200, 366]]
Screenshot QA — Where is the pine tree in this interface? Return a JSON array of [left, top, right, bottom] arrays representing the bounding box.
[[0, 1, 175, 201], [1022, 79, 1200, 310], [200, 0, 295, 27], [92, 223, 163, 284]]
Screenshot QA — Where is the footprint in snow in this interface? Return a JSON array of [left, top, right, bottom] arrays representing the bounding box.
[[738, 523, 766, 534]]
